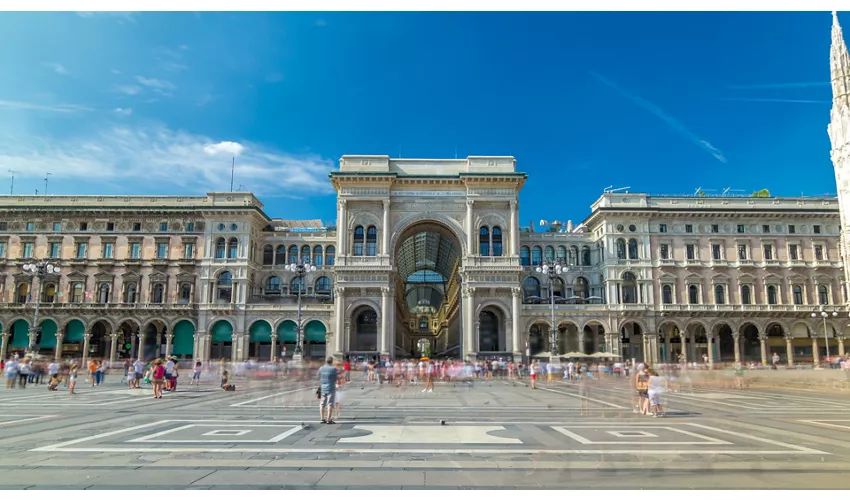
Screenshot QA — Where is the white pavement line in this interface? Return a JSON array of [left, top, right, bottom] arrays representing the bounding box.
[[238, 405, 594, 411], [796, 420, 850, 431], [229, 387, 311, 407], [551, 425, 732, 445], [0, 415, 57, 427], [31, 420, 168, 452], [537, 387, 626, 409], [0, 397, 139, 407], [686, 423, 828, 454]]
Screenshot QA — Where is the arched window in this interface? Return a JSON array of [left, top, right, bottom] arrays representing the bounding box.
[[714, 284, 725, 305], [217, 272, 232, 302], [531, 246, 542, 266], [616, 239, 626, 260], [43, 283, 56, 303], [767, 285, 777, 305], [152, 284, 165, 304], [479, 310, 500, 352], [818, 285, 829, 305], [557, 246, 567, 261], [522, 276, 541, 302], [325, 246, 336, 266], [688, 284, 700, 304], [544, 246, 555, 263], [266, 276, 281, 294], [288, 245, 298, 264], [569, 246, 579, 266], [622, 272, 637, 304], [179, 283, 192, 303], [290, 277, 305, 295], [419, 316, 429, 330], [353, 226, 364, 256], [479, 226, 490, 256], [313, 245, 323, 266], [662, 284, 673, 304], [574, 277, 588, 299], [741, 285, 752, 305], [98, 283, 110, 304], [355, 309, 378, 351], [300, 245, 311, 263], [793, 285, 803, 305], [227, 238, 238, 259], [366, 226, 377, 256], [551, 277, 565, 298], [124, 283, 138, 303], [520, 246, 530, 266], [275, 245, 286, 265], [315, 276, 332, 294], [215, 237, 226, 259], [71, 283, 83, 303], [492, 226, 503, 257], [581, 246, 592, 266], [262, 245, 274, 265], [628, 239, 638, 260]]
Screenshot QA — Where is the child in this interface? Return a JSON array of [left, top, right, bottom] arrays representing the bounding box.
[[221, 370, 235, 391], [191, 361, 202, 386], [69, 363, 78, 394], [127, 369, 135, 388], [48, 374, 60, 391]]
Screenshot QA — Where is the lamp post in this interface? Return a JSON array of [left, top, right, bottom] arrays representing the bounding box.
[[285, 257, 316, 362], [535, 257, 566, 360], [21, 260, 61, 353], [811, 309, 838, 364], [456, 274, 463, 361]]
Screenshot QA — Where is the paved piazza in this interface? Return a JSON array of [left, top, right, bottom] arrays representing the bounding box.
[[0, 375, 849, 489]]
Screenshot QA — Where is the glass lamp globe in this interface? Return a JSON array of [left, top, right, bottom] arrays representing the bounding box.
[[310, 265, 316, 272], [535, 267, 542, 273], [542, 265, 549, 273], [812, 313, 817, 318]]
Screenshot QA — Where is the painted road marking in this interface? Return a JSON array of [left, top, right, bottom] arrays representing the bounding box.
[[229, 388, 311, 407], [552, 425, 732, 445], [338, 425, 521, 444], [128, 423, 301, 444]]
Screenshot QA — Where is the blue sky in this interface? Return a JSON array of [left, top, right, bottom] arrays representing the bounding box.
[[0, 11, 841, 225]]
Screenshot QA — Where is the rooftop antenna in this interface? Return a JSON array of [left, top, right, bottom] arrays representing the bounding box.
[[605, 186, 631, 194], [44, 172, 51, 195], [8, 169, 16, 195], [229, 157, 235, 192], [721, 187, 746, 197]]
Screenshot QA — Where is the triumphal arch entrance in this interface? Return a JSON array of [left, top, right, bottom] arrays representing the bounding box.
[[329, 155, 526, 361]]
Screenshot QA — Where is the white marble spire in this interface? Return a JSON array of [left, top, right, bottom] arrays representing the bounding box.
[[830, 11, 850, 120], [828, 11, 850, 305]]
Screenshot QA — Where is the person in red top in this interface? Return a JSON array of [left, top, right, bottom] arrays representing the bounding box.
[[343, 360, 351, 382]]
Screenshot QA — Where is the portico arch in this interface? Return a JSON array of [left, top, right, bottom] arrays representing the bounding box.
[[209, 319, 234, 360], [556, 320, 580, 354], [478, 305, 507, 353]]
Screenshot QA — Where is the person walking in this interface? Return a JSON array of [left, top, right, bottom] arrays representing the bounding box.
[[318, 357, 338, 424], [5, 357, 18, 389], [151, 359, 166, 399], [191, 361, 202, 386], [68, 363, 79, 394]]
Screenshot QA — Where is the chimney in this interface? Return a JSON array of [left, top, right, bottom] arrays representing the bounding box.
[[567, 220, 574, 232]]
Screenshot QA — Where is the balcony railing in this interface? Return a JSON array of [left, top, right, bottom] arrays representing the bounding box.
[[335, 255, 392, 267], [660, 304, 845, 313], [0, 302, 197, 311], [465, 255, 520, 267]]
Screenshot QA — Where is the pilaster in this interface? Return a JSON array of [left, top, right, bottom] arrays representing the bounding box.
[[732, 332, 741, 364], [55, 333, 64, 361], [511, 287, 522, 356], [82, 333, 92, 366], [0, 332, 9, 361], [784, 335, 794, 366], [759, 333, 768, 365]]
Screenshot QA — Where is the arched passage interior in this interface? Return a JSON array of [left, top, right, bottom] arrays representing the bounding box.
[[248, 320, 273, 360], [172, 320, 195, 360], [210, 320, 233, 360]]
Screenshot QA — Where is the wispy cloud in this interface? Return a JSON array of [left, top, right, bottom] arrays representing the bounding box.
[[136, 76, 175, 91], [590, 71, 727, 164], [196, 93, 218, 107], [0, 124, 335, 197], [719, 97, 830, 104], [727, 82, 829, 90], [161, 62, 188, 72], [43, 62, 69, 75], [0, 100, 91, 113], [113, 84, 142, 96], [76, 12, 137, 23], [113, 107, 132, 116]]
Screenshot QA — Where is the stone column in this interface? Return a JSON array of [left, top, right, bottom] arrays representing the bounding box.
[[333, 286, 345, 356], [511, 287, 522, 356], [270, 333, 278, 362], [759, 334, 768, 365], [81, 333, 91, 366], [165, 333, 173, 358], [812, 337, 820, 367], [510, 200, 520, 256], [231, 333, 239, 362], [380, 286, 391, 357], [338, 199, 347, 256], [647, 334, 659, 365], [678, 331, 688, 363], [136, 332, 145, 360], [109, 334, 118, 365], [838, 336, 846, 357], [732, 332, 741, 363], [784, 335, 794, 366], [195, 330, 208, 363], [665, 336, 672, 363], [0, 332, 9, 361], [381, 199, 390, 256], [463, 285, 476, 360], [466, 200, 474, 256], [578, 331, 586, 355], [706, 334, 715, 367]]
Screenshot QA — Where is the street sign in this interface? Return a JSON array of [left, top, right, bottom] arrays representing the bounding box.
[[124, 343, 132, 349]]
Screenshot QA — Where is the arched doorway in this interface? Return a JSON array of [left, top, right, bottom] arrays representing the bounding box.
[[172, 320, 195, 360], [304, 320, 327, 359], [715, 324, 735, 361], [528, 322, 549, 357], [620, 321, 643, 361], [583, 321, 605, 355], [210, 320, 233, 360], [89, 321, 110, 359], [37, 319, 58, 355], [557, 321, 579, 354], [740, 323, 760, 361], [63, 319, 86, 357], [143, 320, 167, 360], [10, 319, 30, 354], [657, 321, 679, 362], [248, 320, 273, 360], [116, 320, 138, 359], [478, 308, 506, 353], [688, 323, 709, 362], [765, 323, 786, 361], [351, 308, 378, 356], [277, 320, 297, 358]]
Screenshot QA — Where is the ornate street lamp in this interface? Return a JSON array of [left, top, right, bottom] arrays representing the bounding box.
[[535, 256, 566, 360], [811, 309, 838, 363], [285, 257, 316, 362], [21, 260, 61, 353]]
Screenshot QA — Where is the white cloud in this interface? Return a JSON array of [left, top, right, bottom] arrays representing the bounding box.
[[136, 76, 176, 91], [179, 44, 190, 51], [76, 12, 137, 23], [113, 84, 142, 95], [0, 100, 91, 113], [43, 62, 69, 75], [114, 107, 132, 116], [0, 124, 334, 197], [161, 62, 188, 72]]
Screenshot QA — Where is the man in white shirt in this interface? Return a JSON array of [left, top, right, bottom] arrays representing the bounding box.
[[133, 358, 144, 388], [165, 358, 175, 391]]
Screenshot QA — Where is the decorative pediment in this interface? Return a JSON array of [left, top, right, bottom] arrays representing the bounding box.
[[659, 273, 677, 282], [149, 272, 168, 283], [813, 274, 832, 284], [710, 274, 729, 283], [12, 272, 31, 282], [121, 270, 141, 281], [763, 273, 781, 283], [737, 273, 755, 283], [176, 272, 196, 282], [94, 272, 114, 282], [66, 271, 87, 281], [684, 273, 703, 283], [788, 273, 806, 283]]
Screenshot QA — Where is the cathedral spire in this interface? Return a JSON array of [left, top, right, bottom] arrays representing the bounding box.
[[831, 11, 850, 114]]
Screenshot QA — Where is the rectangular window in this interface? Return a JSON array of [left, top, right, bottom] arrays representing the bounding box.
[[132, 222, 141, 232], [75, 242, 87, 259], [660, 244, 669, 260], [711, 224, 719, 233], [815, 244, 824, 261], [659, 224, 667, 233], [186, 222, 195, 232], [103, 243, 114, 259], [814, 225, 821, 234], [26, 222, 34, 232], [686, 244, 696, 260], [80, 222, 88, 231], [0, 243, 5, 258], [160, 222, 168, 232], [156, 243, 168, 259], [738, 244, 748, 260], [183, 242, 195, 259], [685, 224, 693, 234], [712, 244, 721, 260], [23, 242, 33, 258], [737, 224, 745, 234], [49, 242, 60, 258], [789, 244, 799, 260], [107, 222, 115, 231], [0, 222, 7, 231], [762, 224, 770, 234], [130, 242, 141, 259], [52, 222, 61, 232], [763, 244, 773, 260], [788, 224, 796, 234]]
